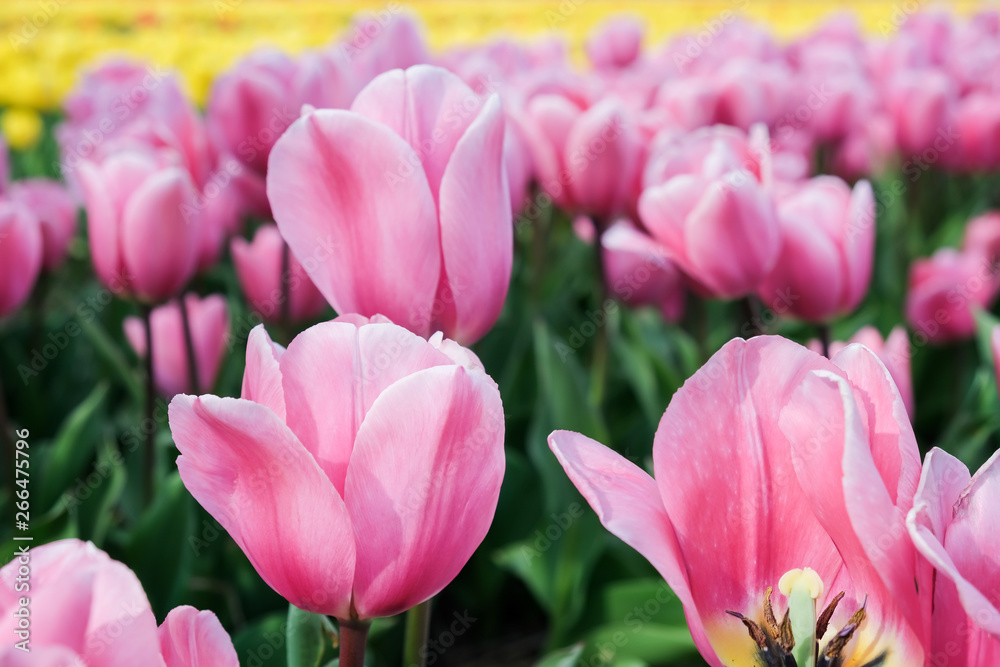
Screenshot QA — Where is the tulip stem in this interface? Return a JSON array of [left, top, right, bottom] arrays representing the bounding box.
[[338, 618, 371, 667], [141, 303, 156, 506], [179, 296, 200, 394], [818, 323, 831, 359], [403, 599, 432, 667], [589, 224, 609, 409], [0, 373, 14, 494], [280, 241, 291, 329]]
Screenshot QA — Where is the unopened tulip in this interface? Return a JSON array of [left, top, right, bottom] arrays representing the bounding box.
[[168, 317, 504, 624], [885, 69, 956, 156], [345, 10, 430, 83], [585, 16, 644, 70], [124, 294, 229, 397], [954, 93, 1000, 172], [908, 448, 1000, 666], [963, 210, 1000, 262], [524, 94, 642, 222], [638, 125, 781, 298], [601, 219, 685, 322], [905, 248, 1000, 343], [268, 65, 512, 344], [0, 539, 237, 666], [0, 200, 42, 318], [79, 150, 200, 302], [757, 176, 875, 321], [7, 179, 77, 271], [231, 224, 327, 324], [550, 336, 928, 667]]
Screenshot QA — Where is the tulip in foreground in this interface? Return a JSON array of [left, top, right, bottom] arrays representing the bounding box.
[[907, 448, 1000, 667], [550, 336, 929, 667], [124, 294, 229, 397], [0, 538, 237, 666], [268, 65, 512, 345], [168, 316, 505, 663]]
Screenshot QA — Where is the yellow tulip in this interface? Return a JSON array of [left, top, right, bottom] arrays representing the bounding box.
[[1, 107, 44, 150]]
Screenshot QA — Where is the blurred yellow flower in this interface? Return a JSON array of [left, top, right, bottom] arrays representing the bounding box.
[[1, 108, 43, 150]]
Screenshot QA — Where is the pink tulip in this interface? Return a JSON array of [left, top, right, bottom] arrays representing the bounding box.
[[638, 125, 781, 298], [550, 336, 929, 667], [294, 48, 361, 111], [7, 179, 77, 271], [757, 176, 875, 321], [124, 294, 229, 397], [167, 317, 505, 621], [601, 219, 685, 322], [0, 200, 42, 318], [905, 248, 1000, 343], [524, 94, 642, 222], [963, 211, 1000, 262], [713, 58, 793, 131], [585, 16, 644, 70], [908, 448, 1000, 666], [809, 325, 914, 418], [954, 93, 1000, 172], [345, 10, 430, 83], [885, 69, 956, 156], [231, 224, 327, 324], [79, 150, 200, 302], [993, 325, 1000, 390], [267, 65, 512, 344], [0, 539, 237, 666]]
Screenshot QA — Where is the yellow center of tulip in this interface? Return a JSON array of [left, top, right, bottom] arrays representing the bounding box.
[[725, 568, 886, 667]]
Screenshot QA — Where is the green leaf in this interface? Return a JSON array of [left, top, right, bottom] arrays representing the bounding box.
[[232, 611, 289, 667], [581, 623, 696, 666], [72, 438, 126, 546], [286, 604, 328, 667], [535, 643, 584, 667], [601, 578, 687, 628]]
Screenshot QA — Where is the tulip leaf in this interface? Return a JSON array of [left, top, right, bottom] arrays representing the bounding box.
[[232, 611, 289, 667], [286, 604, 327, 667], [72, 438, 127, 546], [601, 578, 687, 628], [535, 643, 583, 666], [580, 623, 696, 666]]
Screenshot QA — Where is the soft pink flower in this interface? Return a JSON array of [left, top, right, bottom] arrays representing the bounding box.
[[549, 336, 929, 667], [345, 10, 430, 83], [885, 69, 956, 157], [0, 200, 42, 318], [267, 65, 512, 344], [230, 224, 327, 324], [638, 125, 781, 299], [167, 317, 505, 620], [757, 176, 875, 321], [905, 248, 1000, 344], [963, 211, 1000, 262], [0, 539, 236, 667], [585, 15, 644, 70], [954, 93, 1000, 172], [7, 179, 78, 271], [601, 219, 685, 322], [908, 448, 1000, 667], [78, 150, 200, 302], [124, 294, 229, 397]]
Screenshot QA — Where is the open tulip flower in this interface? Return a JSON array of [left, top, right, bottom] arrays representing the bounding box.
[[908, 448, 1000, 667], [267, 65, 512, 345], [549, 336, 930, 667], [168, 316, 505, 626], [0, 539, 237, 666]]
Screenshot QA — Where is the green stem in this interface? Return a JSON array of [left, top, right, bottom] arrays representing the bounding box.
[[589, 224, 609, 409], [178, 296, 200, 395], [818, 323, 831, 359], [403, 599, 432, 667], [0, 372, 13, 495], [141, 303, 156, 507], [338, 618, 371, 667]]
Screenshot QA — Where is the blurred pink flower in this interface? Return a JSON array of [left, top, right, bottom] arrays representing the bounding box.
[[906, 248, 1000, 344], [168, 317, 505, 620], [585, 15, 644, 70], [0, 200, 42, 318], [601, 219, 685, 322], [7, 179, 77, 271]]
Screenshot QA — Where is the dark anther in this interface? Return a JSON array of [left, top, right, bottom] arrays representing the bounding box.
[[777, 609, 795, 653], [816, 591, 846, 640], [764, 587, 780, 636], [727, 610, 769, 650]]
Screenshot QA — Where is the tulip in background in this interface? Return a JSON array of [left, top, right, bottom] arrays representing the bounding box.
[[600, 219, 686, 322], [907, 448, 1000, 666], [231, 224, 327, 324], [0, 200, 42, 319], [124, 293, 229, 397], [757, 176, 875, 322], [550, 337, 929, 667], [79, 149, 200, 303], [585, 15, 644, 70], [267, 65, 512, 345], [905, 247, 1000, 343], [638, 125, 781, 299], [6, 179, 77, 271], [0, 539, 237, 666], [168, 316, 505, 664]]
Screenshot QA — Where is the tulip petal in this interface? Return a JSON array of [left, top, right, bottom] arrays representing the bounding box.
[[0, 203, 42, 318], [159, 606, 238, 667], [170, 395, 355, 618], [267, 110, 441, 334], [436, 94, 513, 344], [563, 99, 639, 219], [241, 324, 286, 420], [279, 321, 453, 495], [844, 180, 876, 309], [347, 365, 504, 618]]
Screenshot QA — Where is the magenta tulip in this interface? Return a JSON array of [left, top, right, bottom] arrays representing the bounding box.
[[905, 248, 1000, 343], [79, 150, 200, 302], [124, 294, 229, 397], [885, 69, 956, 156], [601, 219, 685, 322], [267, 65, 512, 344], [230, 224, 327, 324], [757, 176, 875, 321], [638, 125, 781, 299], [7, 179, 77, 271], [0, 539, 237, 666], [585, 16, 644, 70], [550, 336, 929, 667], [168, 317, 504, 622], [963, 211, 1000, 262], [0, 200, 42, 318], [908, 448, 1000, 666], [954, 93, 1000, 172]]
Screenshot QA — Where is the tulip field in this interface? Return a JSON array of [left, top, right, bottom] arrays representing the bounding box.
[[4, 1, 1000, 666]]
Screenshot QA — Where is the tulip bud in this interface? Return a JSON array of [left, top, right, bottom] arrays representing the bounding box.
[[906, 248, 1000, 343], [0, 200, 42, 318], [7, 179, 77, 271]]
